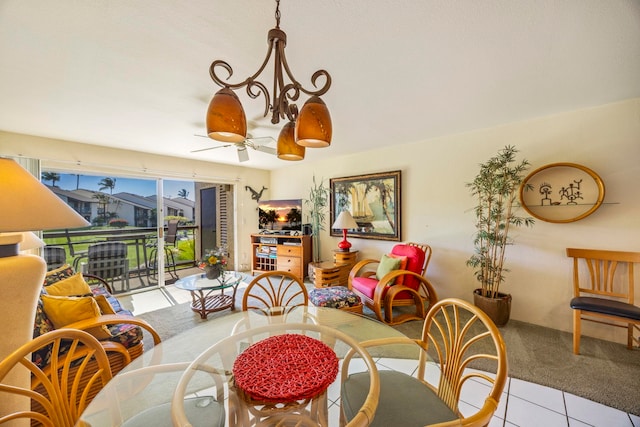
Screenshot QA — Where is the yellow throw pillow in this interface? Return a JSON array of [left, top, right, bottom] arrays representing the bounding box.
[[41, 295, 111, 339], [44, 272, 92, 297], [94, 294, 116, 315]]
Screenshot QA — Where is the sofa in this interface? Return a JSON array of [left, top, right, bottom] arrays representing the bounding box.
[[32, 264, 161, 412]]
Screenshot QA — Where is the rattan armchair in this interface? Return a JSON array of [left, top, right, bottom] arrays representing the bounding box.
[[348, 243, 437, 324]]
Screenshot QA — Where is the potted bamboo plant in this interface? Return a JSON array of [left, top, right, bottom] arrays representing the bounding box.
[[466, 145, 534, 326], [304, 175, 329, 264]]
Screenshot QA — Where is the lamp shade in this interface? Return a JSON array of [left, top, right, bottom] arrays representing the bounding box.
[[17, 232, 45, 251], [277, 120, 305, 161], [332, 210, 358, 230], [295, 96, 332, 148], [0, 158, 90, 233], [0, 232, 45, 257], [206, 88, 247, 143]]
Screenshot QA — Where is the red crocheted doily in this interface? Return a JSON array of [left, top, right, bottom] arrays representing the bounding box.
[[232, 334, 339, 403]]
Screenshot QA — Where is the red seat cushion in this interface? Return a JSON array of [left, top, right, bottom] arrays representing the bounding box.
[[390, 245, 425, 290], [351, 276, 385, 300]]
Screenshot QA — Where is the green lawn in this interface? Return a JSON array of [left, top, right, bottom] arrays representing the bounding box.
[[45, 232, 195, 270]]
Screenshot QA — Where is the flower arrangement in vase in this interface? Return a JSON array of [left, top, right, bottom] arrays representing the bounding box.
[[199, 245, 228, 280]]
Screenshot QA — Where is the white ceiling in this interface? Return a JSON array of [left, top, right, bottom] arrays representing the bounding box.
[[1, 0, 639, 170]]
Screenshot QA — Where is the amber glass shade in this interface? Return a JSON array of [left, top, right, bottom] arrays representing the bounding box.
[[277, 121, 305, 161], [206, 88, 247, 143], [295, 96, 332, 148]]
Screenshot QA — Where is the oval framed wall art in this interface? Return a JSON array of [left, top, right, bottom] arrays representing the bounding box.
[[519, 162, 605, 223]]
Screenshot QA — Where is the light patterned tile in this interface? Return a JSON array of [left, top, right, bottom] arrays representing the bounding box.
[[328, 401, 342, 426], [375, 357, 419, 375], [128, 290, 172, 314], [509, 377, 566, 414], [568, 418, 594, 427], [565, 393, 633, 427], [506, 395, 568, 427]]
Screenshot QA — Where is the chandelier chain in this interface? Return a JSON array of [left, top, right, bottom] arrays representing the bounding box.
[[275, 0, 281, 28], [208, 0, 330, 126]]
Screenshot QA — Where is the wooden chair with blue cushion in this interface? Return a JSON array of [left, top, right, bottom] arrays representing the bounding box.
[[348, 242, 437, 324], [341, 298, 508, 427], [567, 248, 640, 354]]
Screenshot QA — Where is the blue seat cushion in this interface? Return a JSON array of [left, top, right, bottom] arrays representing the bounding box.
[[309, 286, 361, 309], [342, 370, 457, 427], [570, 296, 640, 320]]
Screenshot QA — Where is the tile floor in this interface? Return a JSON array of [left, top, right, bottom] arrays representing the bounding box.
[[116, 285, 640, 427]]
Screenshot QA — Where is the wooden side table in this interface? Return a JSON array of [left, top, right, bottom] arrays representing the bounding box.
[[333, 250, 358, 266], [309, 250, 359, 288]]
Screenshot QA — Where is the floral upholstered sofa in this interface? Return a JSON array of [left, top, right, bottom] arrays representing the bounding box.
[[34, 264, 161, 374]]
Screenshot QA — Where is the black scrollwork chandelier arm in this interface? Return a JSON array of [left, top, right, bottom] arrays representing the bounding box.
[[208, 1, 331, 125]]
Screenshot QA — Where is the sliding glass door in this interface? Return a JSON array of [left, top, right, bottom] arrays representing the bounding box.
[[41, 170, 196, 292]]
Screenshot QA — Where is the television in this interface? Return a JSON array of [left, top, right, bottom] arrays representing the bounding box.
[[258, 199, 303, 233]]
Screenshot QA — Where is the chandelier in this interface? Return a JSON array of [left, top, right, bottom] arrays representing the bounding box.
[[205, 0, 332, 161]]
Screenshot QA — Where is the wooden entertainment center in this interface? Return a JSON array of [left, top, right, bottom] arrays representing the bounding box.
[[250, 233, 312, 281]]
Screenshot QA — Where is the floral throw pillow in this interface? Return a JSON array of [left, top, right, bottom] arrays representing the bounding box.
[[44, 264, 75, 286]]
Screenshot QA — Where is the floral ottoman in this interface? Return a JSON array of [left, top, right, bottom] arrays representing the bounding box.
[[309, 286, 363, 314]]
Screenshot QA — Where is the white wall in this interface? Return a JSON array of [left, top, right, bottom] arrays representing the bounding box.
[[2, 98, 638, 343], [271, 98, 640, 343]]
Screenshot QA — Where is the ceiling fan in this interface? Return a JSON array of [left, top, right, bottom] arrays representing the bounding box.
[[191, 133, 276, 162]]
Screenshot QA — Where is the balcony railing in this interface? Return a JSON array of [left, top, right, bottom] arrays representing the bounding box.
[[43, 225, 198, 292]]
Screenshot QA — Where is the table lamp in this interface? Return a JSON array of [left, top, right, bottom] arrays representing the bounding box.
[[0, 157, 89, 419], [0, 231, 45, 253], [332, 210, 359, 252]]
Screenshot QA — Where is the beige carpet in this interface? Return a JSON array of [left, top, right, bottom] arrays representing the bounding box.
[[137, 291, 640, 416]]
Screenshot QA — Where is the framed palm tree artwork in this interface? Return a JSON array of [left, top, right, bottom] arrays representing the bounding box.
[[330, 170, 401, 241]]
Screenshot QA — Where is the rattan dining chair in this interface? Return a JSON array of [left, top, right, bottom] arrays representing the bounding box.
[[0, 329, 113, 427], [341, 298, 508, 427], [241, 270, 309, 315]]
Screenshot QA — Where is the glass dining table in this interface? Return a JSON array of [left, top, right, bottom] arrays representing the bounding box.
[[77, 306, 427, 427]]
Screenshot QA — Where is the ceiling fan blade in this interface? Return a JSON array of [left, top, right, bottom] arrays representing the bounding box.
[[193, 132, 275, 161], [190, 144, 232, 153], [254, 145, 276, 155], [248, 136, 275, 145], [245, 137, 277, 156], [237, 146, 249, 162]]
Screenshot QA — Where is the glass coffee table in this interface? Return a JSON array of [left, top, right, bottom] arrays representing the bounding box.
[[174, 271, 244, 319]]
